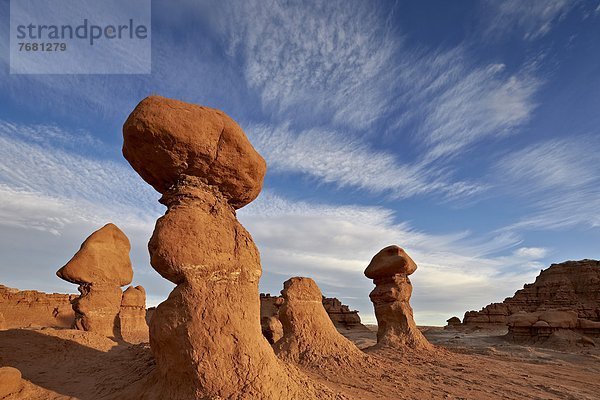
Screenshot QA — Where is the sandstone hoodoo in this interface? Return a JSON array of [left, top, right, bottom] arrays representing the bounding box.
[[274, 277, 368, 368], [365, 245, 432, 349], [506, 310, 600, 343], [119, 285, 149, 344], [463, 259, 600, 327], [122, 95, 337, 399], [56, 223, 133, 337]]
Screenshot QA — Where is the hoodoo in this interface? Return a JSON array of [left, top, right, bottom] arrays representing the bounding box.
[[122, 95, 338, 399], [365, 245, 432, 350], [274, 277, 368, 368], [56, 223, 133, 337]]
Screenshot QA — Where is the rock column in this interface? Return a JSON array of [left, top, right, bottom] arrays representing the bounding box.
[[365, 245, 431, 350]]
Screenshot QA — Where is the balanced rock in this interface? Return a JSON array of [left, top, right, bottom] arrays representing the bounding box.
[[123, 96, 337, 399], [56, 223, 133, 337], [365, 245, 431, 350], [0, 367, 23, 398], [119, 286, 149, 344], [464, 259, 600, 326], [274, 277, 368, 368]]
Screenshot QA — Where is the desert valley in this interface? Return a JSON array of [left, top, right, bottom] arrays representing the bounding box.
[[0, 96, 599, 400]]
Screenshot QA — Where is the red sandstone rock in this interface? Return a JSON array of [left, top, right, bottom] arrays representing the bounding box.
[[120, 286, 149, 344], [464, 259, 600, 326], [322, 297, 364, 329], [56, 224, 133, 338], [0, 285, 75, 329], [0, 366, 23, 398], [56, 223, 133, 286], [122, 95, 266, 209], [365, 245, 432, 350], [274, 277, 368, 368], [123, 96, 339, 399]]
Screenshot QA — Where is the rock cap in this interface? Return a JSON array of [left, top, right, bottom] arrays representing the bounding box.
[[364, 245, 417, 279], [56, 223, 133, 286], [122, 95, 266, 209]]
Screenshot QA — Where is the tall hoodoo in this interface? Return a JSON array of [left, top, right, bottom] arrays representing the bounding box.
[[120, 285, 149, 344], [122, 95, 338, 399], [364, 245, 431, 350], [274, 277, 369, 368], [56, 223, 133, 338]]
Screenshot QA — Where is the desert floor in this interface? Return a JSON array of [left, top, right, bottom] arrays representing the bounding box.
[[1, 325, 599, 400]]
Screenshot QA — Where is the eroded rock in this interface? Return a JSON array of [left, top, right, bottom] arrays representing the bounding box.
[[0, 366, 23, 398], [120, 286, 149, 344], [274, 277, 368, 368], [0, 285, 75, 329], [464, 259, 600, 327], [56, 223, 133, 337], [365, 245, 432, 350], [123, 95, 338, 399]]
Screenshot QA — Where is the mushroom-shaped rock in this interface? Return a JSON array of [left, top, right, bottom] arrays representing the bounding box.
[[364, 246, 432, 350], [123, 95, 266, 209], [56, 223, 132, 338], [122, 96, 338, 400], [0, 367, 23, 398], [119, 286, 149, 344], [365, 245, 417, 279], [274, 277, 369, 368], [57, 223, 132, 286]]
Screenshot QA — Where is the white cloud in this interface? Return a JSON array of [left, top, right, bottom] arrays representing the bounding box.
[[514, 247, 548, 259], [246, 123, 483, 200], [220, 0, 397, 130], [496, 136, 600, 230], [483, 0, 579, 40], [241, 191, 548, 325]]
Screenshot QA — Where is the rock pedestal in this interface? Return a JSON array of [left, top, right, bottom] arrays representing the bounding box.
[[123, 96, 337, 399], [56, 223, 133, 338], [365, 245, 431, 350], [120, 285, 149, 344], [274, 277, 368, 368]]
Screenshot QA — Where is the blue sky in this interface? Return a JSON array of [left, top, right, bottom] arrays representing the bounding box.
[[0, 0, 599, 325]]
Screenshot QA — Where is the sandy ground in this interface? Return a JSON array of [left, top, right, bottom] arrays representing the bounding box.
[[0, 325, 599, 399]]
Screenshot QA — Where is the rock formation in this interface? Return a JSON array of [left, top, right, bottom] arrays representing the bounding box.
[[365, 245, 431, 349], [260, 293, 285, 344], [119, 285, 149, 344], [506, 310, 600, 343], [274, 277, 368, 368], [445, 316, 462, 330], [0, 285, 75, 329], [122, 95, 338, 399], [56, 223, 133, 337], [0, 366, 23, 398], [322, 297, 364, 330], [464, 260, 600, 327], [260, 292, 367, 342], [0, 311, 5, 330]]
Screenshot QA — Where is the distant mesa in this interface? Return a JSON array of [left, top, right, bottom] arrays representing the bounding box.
[[0, 284, 76, 330], [463, 259, 600, 327], [365, 245, 432, 350]]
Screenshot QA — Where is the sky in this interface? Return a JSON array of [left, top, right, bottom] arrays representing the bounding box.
[[0, 0, 599, 326]]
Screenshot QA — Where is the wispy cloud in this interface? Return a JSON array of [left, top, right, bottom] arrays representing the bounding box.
[[482, 0, 579, 40], [247, 123, 483, 200], [241, 191, 549, 325], [496, 135, 600, 230], [221, 0, 397, 131]]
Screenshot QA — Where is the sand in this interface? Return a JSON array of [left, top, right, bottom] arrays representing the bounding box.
[[0, 325, 598, 399]]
